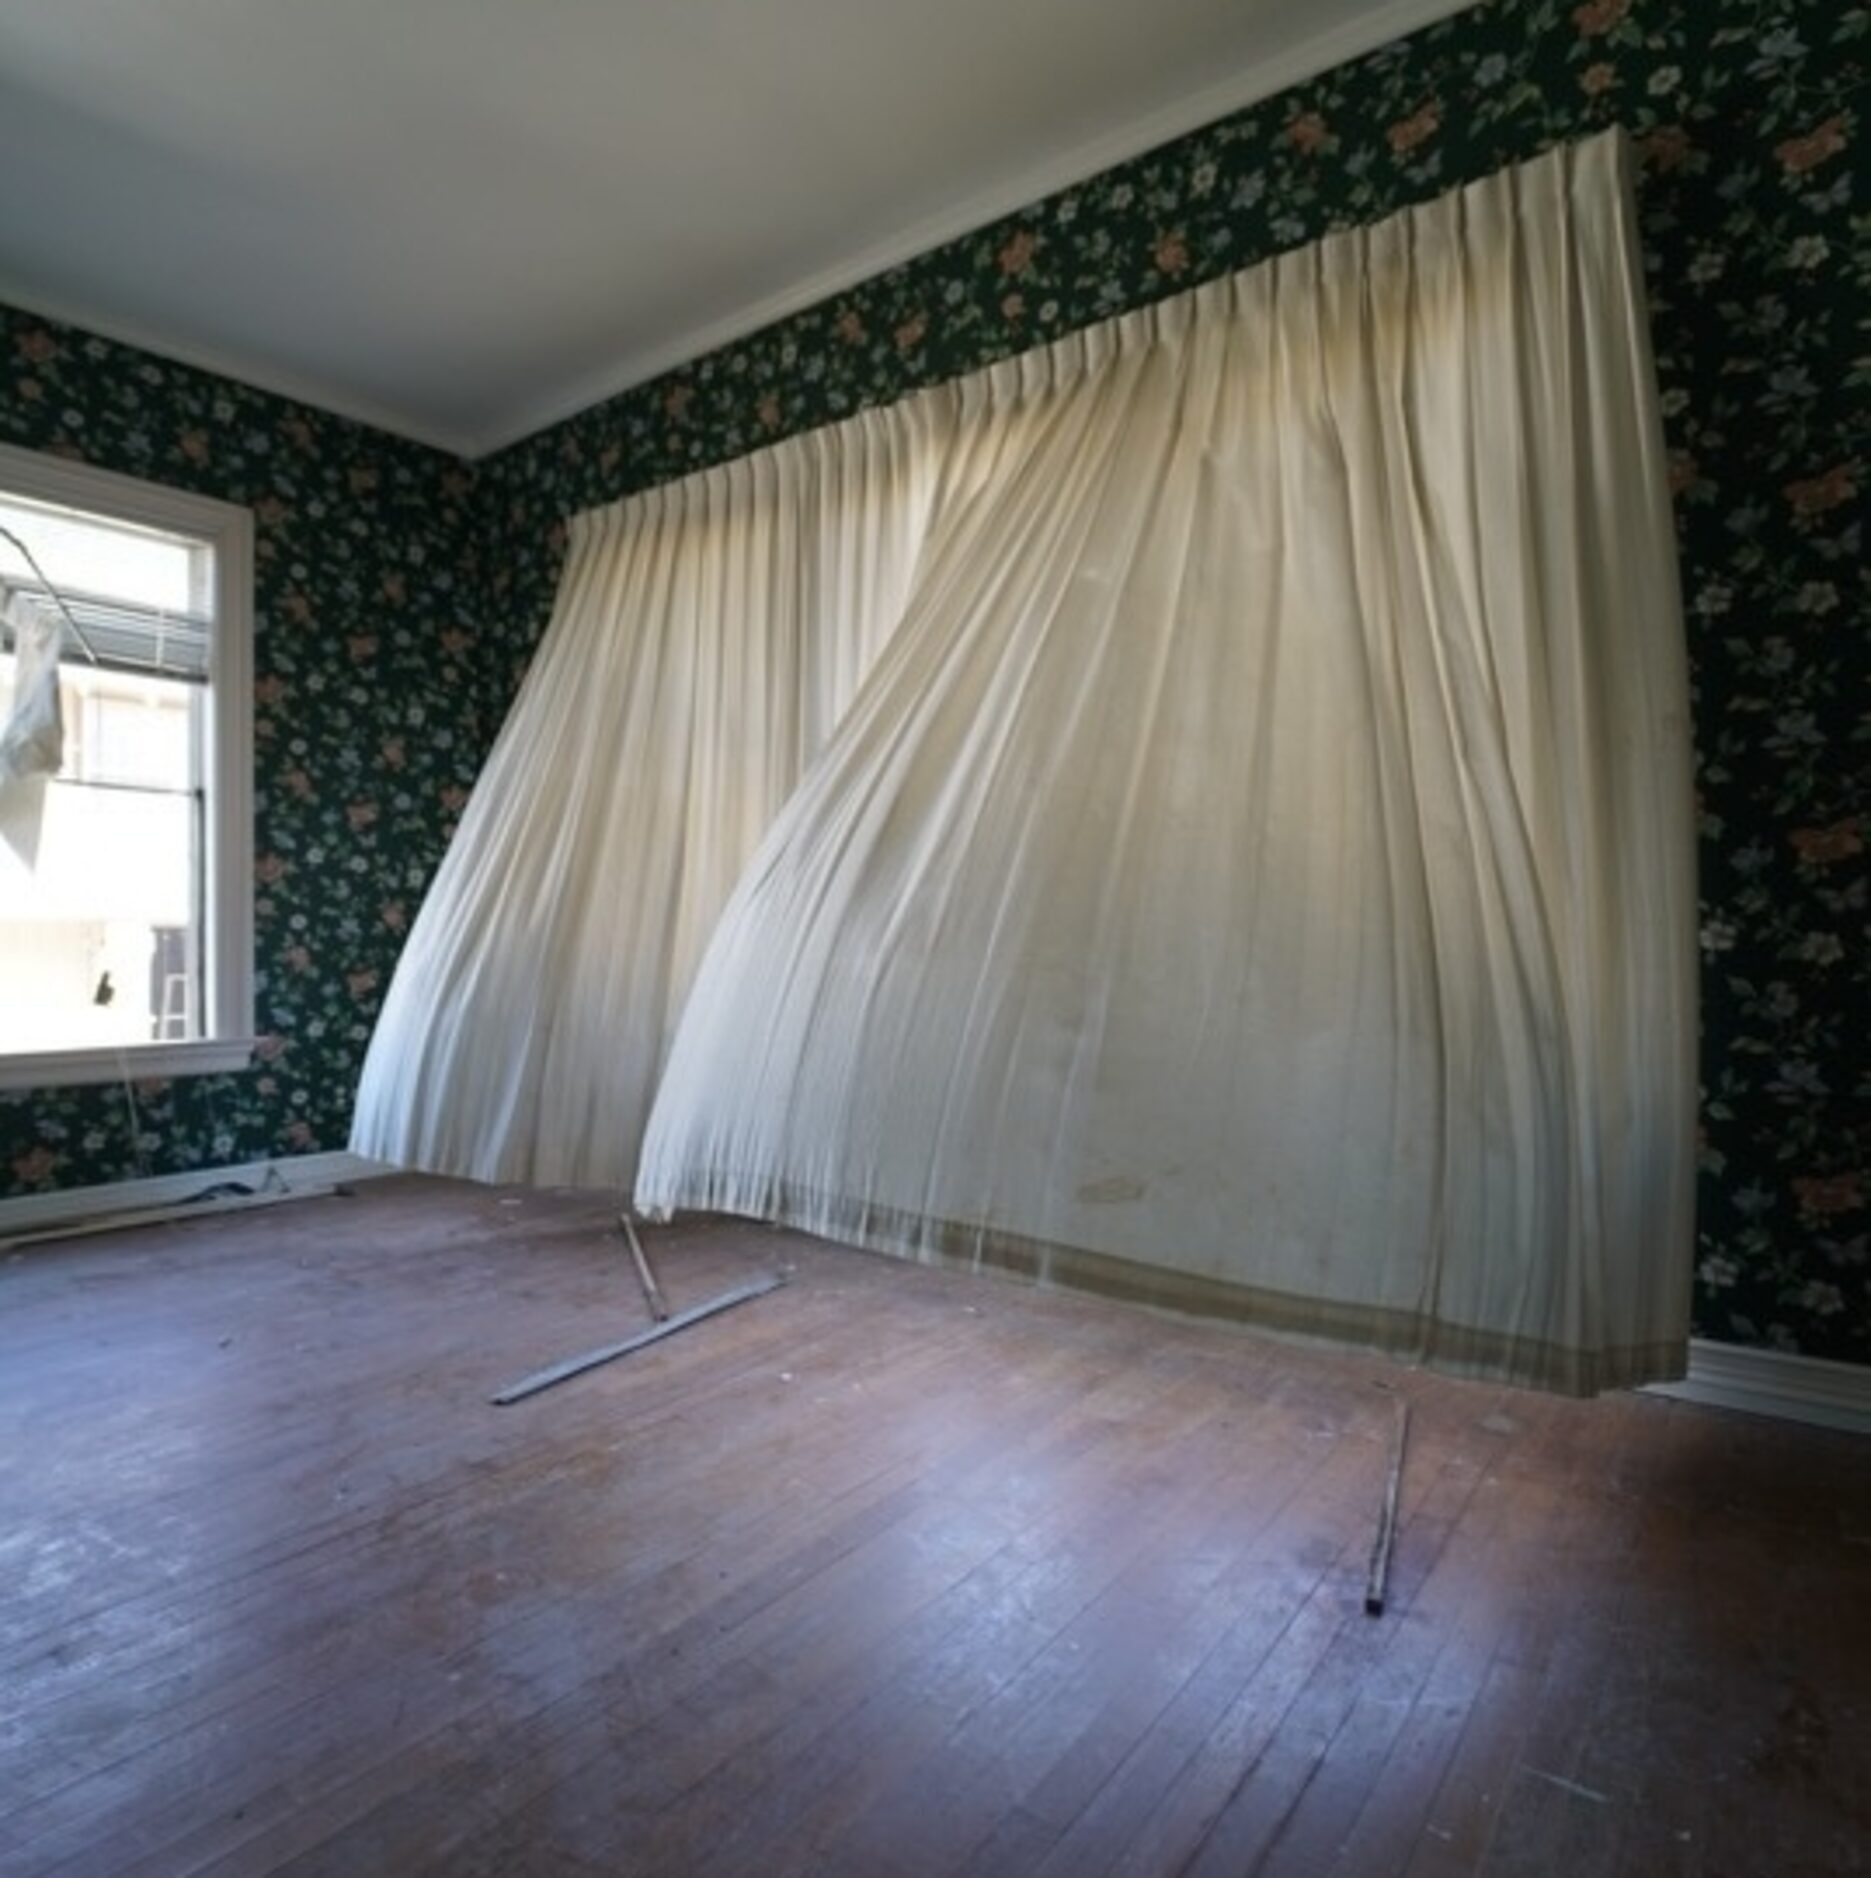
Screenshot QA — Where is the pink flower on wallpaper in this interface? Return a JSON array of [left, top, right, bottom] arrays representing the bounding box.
[[1790, 820, 1862, 865], [1286, 112, 1329, 154], [1794, 1174, 1863, 1217], [997, 228, 1037, 277], [1387, 104, 1441, 154], [1572, 0, 1630, 35], [1784, 463, 1857, 517], [1775, 116, 1848, 175], [11, 1146, 58, 1188], [1639, 126, 1692, 170]]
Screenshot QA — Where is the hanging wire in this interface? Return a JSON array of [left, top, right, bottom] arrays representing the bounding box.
[[0, 521, 102, 665]]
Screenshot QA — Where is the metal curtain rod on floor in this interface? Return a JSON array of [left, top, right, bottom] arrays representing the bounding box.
[[1364, 1396, 1410, 1617], [491, 1272, 788, 1405]]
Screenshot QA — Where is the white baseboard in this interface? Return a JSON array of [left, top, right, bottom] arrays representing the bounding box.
[[1649, 1338, 1871, 1436], [0, 1149, 393, 1247]]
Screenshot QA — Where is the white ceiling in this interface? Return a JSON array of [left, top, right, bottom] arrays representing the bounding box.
[[0, 0, 1460, 458]]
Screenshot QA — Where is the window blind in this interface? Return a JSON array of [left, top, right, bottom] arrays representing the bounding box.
[[1, 581, 210, 683]]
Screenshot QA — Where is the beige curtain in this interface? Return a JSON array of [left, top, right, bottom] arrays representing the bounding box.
[[351, 396, 959, 1184], [633, 130, 1696, 1392], [358, 131, 1695, 1391], [353, 304, 1142, 1187]]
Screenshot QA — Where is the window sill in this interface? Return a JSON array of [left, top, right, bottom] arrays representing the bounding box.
[[0, 1038, 257, 1091]]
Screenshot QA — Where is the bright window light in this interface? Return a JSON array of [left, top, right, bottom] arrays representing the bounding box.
[[0, 446, 253, 1089]]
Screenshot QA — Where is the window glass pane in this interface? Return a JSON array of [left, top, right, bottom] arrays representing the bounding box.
[[65, 669, 195, 791], [0, 659, 201, 1052], [0, 494, 205, 612]]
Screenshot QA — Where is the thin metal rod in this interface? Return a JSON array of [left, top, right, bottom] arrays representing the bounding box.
[[492, 1272, 786, 1405], [1364, 1397, 1410, 1617], [0, 524, 102, 664], [621, 1213, 670, 1322]]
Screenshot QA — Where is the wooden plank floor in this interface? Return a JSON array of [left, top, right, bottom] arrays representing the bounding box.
[[1, 1176, 1865, 1878]]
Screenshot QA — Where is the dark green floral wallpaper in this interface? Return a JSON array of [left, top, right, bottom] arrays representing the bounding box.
[[0, 311, 487, 1195], [475, 0, 1867, 1365], [2, 0, 1863, 1365]]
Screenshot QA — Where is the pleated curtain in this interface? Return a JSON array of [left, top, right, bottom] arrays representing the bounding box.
[[357, 130, 1696, 1391], [350, 394, 963, 1185]]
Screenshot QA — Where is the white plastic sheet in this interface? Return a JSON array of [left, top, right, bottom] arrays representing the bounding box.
[[0, 603, 64, 863], [0, 603, 64, 789]]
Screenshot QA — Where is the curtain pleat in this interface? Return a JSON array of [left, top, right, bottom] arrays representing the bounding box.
[[350, 392, 960, 1185]]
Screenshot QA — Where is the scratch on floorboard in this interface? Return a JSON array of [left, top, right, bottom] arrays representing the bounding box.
[[1526, 1768, 1610, 1804]]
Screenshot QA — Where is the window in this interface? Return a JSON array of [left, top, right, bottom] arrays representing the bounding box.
[[0, 443, 253, 1088]]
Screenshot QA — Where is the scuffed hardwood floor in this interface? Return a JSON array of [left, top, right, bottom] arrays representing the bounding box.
[[1, 1175, 1865, 1877]]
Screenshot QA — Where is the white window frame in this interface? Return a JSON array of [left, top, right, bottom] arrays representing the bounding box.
[[0, 442, 255, 1089]]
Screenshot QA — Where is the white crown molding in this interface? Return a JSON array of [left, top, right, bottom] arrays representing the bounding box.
[[0, 277, 473, 458], [0, 1149, 393, 1249], [1649, 1340, 1871, 1437], [471, 0, 1477, 458]]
